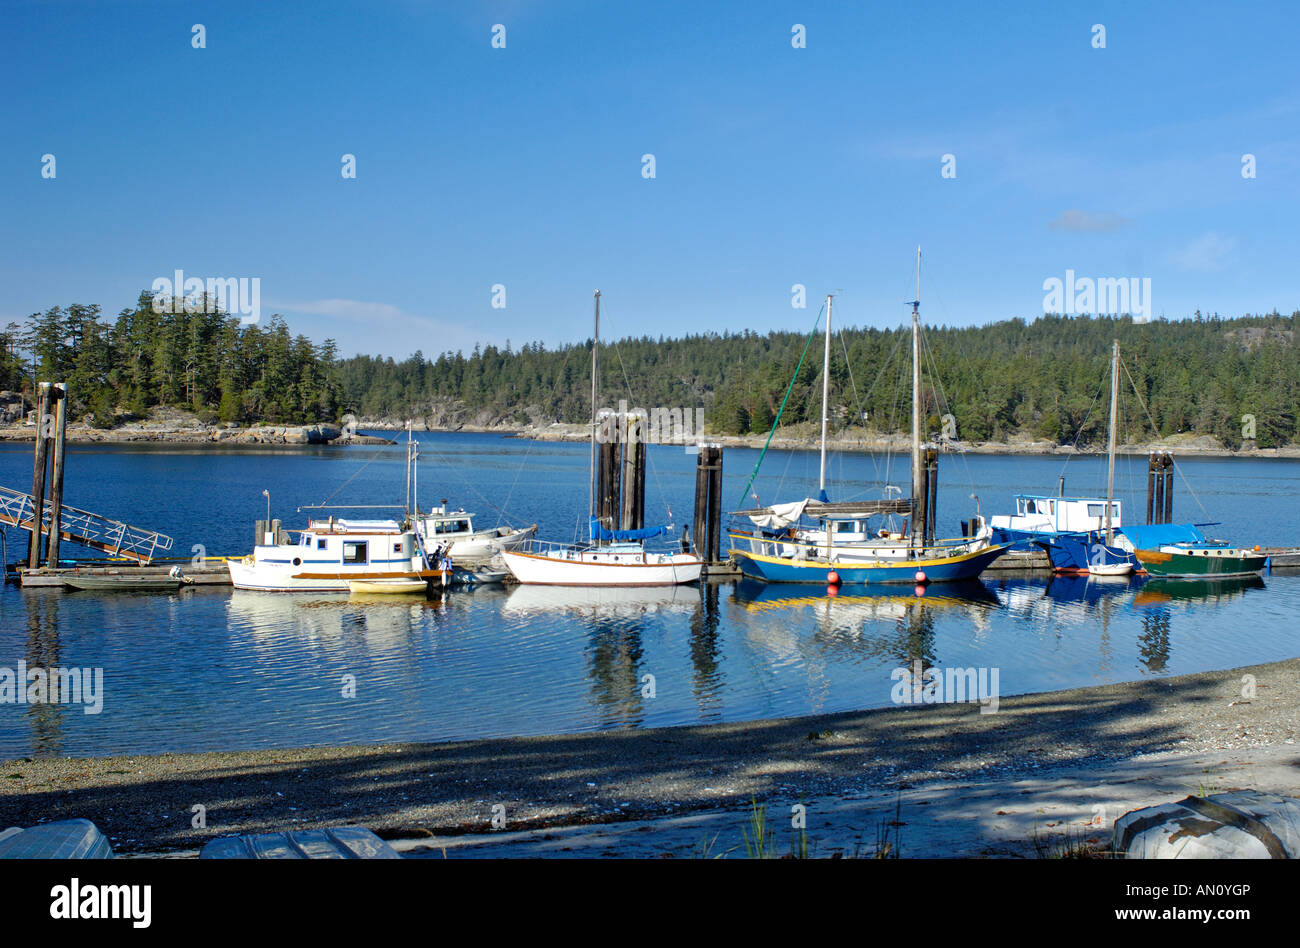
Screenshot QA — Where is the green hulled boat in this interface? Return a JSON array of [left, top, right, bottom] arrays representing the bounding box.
[[1134, 544, 1267, 578]]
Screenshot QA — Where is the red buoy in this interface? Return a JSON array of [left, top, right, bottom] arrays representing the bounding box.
[[914, 570, 928, 584], [827, 570, 841, 586]]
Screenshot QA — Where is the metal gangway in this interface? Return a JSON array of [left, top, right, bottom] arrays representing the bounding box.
[[0, 484, 174, 564]]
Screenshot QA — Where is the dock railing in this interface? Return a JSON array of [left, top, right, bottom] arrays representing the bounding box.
[[0, 485, 175, 564]]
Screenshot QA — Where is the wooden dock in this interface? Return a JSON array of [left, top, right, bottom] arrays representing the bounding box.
[[14, 560, 234, 588]]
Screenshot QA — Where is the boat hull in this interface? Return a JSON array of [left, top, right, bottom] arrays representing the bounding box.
[[64, 577, 184, 592], [1134, 549, 1267, 578], [501, 548, 702, 586], [441, 524, 537, 562], [730, 543, 1010, 585], [1034, 533, 1134, 575], [228, 559, 444, 592]]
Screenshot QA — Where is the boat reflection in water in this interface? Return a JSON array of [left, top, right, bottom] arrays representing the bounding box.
[[501, 583, 699, 617], [224, 587, 462, 655], [503, 583, 708, 731], [729, 579, 1000, 699], [1132, 574, 1267, 608]]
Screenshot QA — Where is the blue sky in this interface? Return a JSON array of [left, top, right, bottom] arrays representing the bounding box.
[[2, 0, 1297, 357]]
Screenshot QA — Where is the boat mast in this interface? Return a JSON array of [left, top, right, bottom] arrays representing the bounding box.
[[909, 246, 923, 553], [1104, 338, 1119, 543], [819, 294, 832, 496], [588, 290, 601, 538]]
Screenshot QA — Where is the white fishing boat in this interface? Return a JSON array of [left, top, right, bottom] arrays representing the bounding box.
[[500, 290, 703, 587], [227, 518, 444, 592], [414, 503, 536, 563]]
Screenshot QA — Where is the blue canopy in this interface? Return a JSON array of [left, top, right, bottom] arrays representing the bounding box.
[[590, 518, 670, 542], [1116, 523, 1206, 549]]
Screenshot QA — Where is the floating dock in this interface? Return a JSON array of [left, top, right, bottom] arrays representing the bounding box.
[[14, 560, 235, 588]]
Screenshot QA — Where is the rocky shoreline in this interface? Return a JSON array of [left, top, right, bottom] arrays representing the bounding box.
[[372, 420, 1300, 460], [0, 423, 393, 446], [2, 416, 1296, 459]]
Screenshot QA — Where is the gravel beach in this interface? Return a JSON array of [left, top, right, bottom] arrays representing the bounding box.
[[2, 657, 1297, 854]]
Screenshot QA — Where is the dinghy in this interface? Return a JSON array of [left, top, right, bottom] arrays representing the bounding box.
[[347, 578, 429, 595]]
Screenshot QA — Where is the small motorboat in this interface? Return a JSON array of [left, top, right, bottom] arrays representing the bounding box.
[[347, 578, 429, 595], [64, 575, 187, 592], [450, 565, 508, 587]]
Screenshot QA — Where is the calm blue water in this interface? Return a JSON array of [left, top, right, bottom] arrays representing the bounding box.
[[2, 434, 1298, 759]]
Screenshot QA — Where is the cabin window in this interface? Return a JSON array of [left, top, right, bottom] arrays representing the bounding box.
[[343, 541, 368, 564], [1025, 500, 1037, 514], [317, 539, 327, 550], [836, 522, 855, 534], [1087, 503, 1104, 517], [393, 542, 403, 553]]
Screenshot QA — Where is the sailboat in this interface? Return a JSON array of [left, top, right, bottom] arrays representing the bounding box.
[[1033, 339, 1133, 575], [500, 291, 703, 586], [1032, 341, 1265, 579], [727, 251, 1010, 585]]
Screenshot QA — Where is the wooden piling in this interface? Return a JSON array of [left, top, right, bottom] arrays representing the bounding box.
[[1162, 455, 1174, 523], [693, 444, 723, 571], [706, 445, 722, 566], [27, 382, 51, 569], [45, 383, 68, 567], [620, 419, 646, 532], [693, 448, 710, 561], [925, 447, 938, 545], [1146, 454, 1157, 525], [598, 440, 620, 529]]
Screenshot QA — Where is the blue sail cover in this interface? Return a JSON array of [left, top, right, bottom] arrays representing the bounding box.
[[589, 518, 670, 542], [1116, 523, 1206, 549]]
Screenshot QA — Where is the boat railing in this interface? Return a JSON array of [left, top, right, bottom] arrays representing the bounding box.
[[727, 528, 992, 561], [514, 537, 591, 555]]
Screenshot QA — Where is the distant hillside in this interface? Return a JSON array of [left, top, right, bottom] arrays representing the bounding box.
[[3, 292, 1297, 449]]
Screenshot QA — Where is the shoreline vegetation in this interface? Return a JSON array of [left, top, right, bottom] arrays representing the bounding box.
[[3, 417, 1300, 459], [3, 298, 1300, 456], [1, 655, 1295, 855]]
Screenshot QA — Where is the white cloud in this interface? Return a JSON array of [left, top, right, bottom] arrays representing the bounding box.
[[1048, 209, 1130, 233], [267, 298, 415, 323], [1171, 232, 1236, 272]]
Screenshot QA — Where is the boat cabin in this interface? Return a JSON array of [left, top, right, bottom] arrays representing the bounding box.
[[271, 519, 414, 568], [420, 506, 477, 537], [991, 494, 1121, 535]]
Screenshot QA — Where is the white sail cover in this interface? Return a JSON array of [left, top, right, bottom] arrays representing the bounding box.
[[748, 499, 809, 529]]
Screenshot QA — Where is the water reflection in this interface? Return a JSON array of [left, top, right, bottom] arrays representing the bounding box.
[[1131, 575, 1267, 607], [689, 583, 723, 720], [24, 589, 64, 756], [1, 568, 1297, 759], [729, 580, 1001, 708]]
